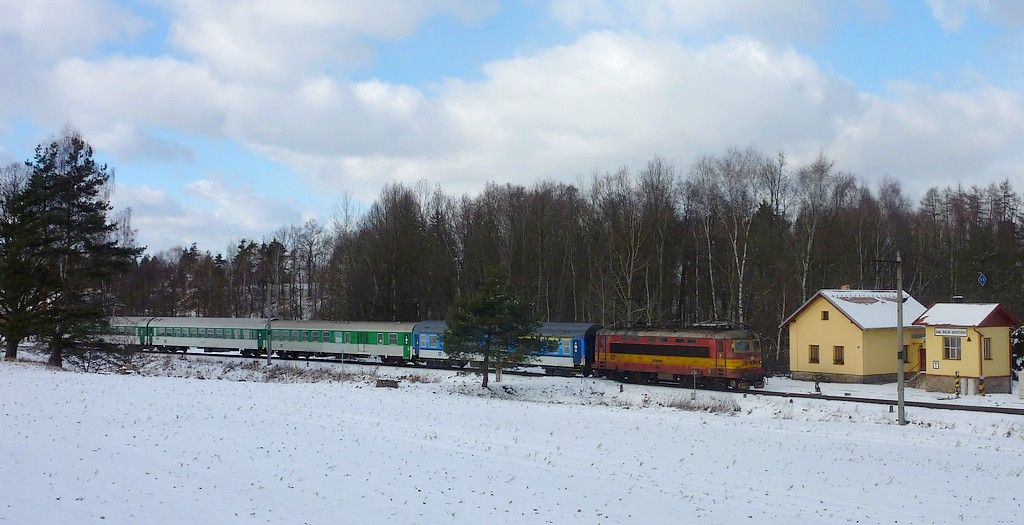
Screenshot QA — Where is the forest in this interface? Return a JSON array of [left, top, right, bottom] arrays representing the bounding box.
[[107, 148, 1024, 371]]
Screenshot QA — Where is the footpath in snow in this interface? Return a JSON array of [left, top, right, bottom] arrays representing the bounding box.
[[1, 354, 1023, 524]]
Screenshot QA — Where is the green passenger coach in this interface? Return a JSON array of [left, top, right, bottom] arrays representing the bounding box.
[[102, 316, 417, 362]]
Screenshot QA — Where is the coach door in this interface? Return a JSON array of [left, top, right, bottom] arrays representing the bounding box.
[[715, 340, 726, 371]]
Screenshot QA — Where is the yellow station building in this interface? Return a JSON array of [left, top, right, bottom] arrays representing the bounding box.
[[781, 289, 926, 383], [912, 303, 1019, 394]]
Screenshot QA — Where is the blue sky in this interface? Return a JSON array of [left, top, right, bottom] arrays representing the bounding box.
[[1, 0, 1022, 252]]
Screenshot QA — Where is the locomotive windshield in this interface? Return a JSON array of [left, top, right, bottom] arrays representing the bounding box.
[[733, 339, 759, 353]]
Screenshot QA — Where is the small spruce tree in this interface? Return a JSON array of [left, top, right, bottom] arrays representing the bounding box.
[[442, 269, 551, 388]]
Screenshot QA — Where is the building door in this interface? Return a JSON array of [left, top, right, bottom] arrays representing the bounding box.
[[918, 347, 926, 372]]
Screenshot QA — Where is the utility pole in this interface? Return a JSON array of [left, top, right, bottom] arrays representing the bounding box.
[[895, 251, 907, 426], [876, 253, 909, 425]]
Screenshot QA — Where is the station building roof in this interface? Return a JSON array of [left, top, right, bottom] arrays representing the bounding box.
[[912, 303, 1019, 327], [780, 289, 926, 330]]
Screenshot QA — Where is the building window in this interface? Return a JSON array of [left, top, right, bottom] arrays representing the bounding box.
[[903, 345, 909, 363], [821, 311, 829, 320], [808, 345, 819, 364], [833, 346, 844, 365], [943, 337, 961, 360], [983, 338, 992, 360]]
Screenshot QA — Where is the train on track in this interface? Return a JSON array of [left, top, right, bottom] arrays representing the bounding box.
[[104, 316, 765, 389]]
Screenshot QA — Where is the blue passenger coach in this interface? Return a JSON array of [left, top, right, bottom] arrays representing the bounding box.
[[412, 320, 600, 372]]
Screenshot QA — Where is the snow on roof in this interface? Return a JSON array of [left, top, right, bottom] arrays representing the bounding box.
[[912, 303, 1018, 327], [781, 289, 926, 330]]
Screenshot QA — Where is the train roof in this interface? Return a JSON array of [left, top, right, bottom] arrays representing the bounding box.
[[270, 319, 417, 332], [148, 317, 270, 329], [538, 322, 600, 338], [598, 327, 754, 339], [413, 320, 599, 338], [413, 320, 447, 333], [109, 316, 146, 326]]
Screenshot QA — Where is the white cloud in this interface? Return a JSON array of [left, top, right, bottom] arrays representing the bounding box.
[[549, 0, 830, 40], [91, 123, 195, 163], [927, 0, 1024, 31], [165, 0, 498, 80], [49, 31, 1024, 204], [829, 83, 1024, 193], [6, 3, 1024, 250], [112, 181, 305, 251], [0, 0, 144, 59], [186, 178, 302, 233]]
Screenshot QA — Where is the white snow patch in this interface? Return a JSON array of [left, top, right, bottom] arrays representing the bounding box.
[[2, 355, 1023, 523]]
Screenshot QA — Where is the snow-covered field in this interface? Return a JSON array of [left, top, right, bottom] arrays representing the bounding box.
[[2, 354, 1023, 524]]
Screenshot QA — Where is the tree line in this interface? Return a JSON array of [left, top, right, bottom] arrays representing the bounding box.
[[1, 131, 141, 366], [109, 148, 1024, 372]]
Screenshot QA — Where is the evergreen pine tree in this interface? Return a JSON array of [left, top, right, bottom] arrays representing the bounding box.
[[0, 165, 52, 360], [442, 268, 551, 388], [20, 131, 142, 367]]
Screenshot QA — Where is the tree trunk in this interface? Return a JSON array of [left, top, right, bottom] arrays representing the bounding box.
[[47, 346, 63, 368], [4, 338, 19, 360]]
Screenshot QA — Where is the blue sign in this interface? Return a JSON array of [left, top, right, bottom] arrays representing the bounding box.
[[978, 273, 987, 286]]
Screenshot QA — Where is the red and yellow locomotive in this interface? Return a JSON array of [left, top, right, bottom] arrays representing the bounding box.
[[590, 324, 764, 389]]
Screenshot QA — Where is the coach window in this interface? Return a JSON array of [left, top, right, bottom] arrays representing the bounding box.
[[943, 337, 961, 360], [303, 331, 310, 342], [389, 333, 398, 345], [808, 345, 819, 364], [821, 311, 829, 320], [429, 335, 438, 348], [833, 346, 844, 365]]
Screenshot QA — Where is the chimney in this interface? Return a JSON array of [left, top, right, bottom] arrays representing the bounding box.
[[840, 284, 851, 291], [952, 295, 964, 303]]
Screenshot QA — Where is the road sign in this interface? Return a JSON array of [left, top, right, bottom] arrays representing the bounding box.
[[978, 272, 987, 286]]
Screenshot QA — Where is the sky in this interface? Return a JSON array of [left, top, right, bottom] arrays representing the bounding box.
[[1, 0, 1023, 252]]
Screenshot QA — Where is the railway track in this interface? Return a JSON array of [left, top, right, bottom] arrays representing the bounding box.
[[134, 348, 1024, 416]]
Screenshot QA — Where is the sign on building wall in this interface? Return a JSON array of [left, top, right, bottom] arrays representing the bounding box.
[[935, 327, 968, 337]]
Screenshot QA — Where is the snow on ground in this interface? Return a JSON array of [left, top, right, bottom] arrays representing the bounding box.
[[2, 354, 1024, 524], [763, 375, 1024, 408]]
